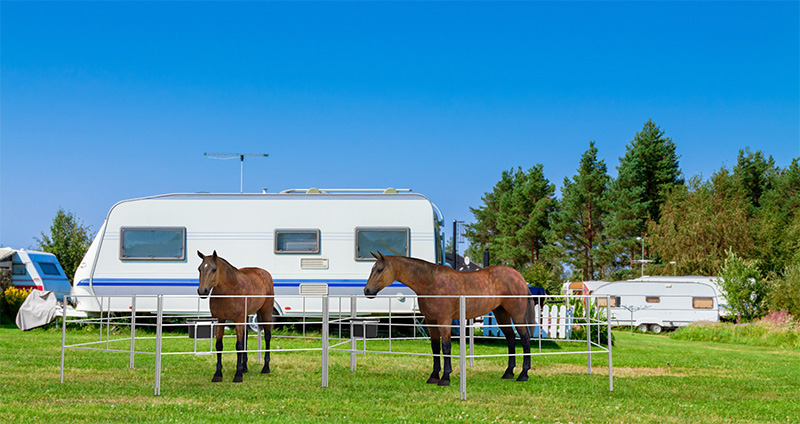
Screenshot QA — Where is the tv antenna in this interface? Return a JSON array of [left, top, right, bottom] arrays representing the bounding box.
[[204, 152, 269, 193]]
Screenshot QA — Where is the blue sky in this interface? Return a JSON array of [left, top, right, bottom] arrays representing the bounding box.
[[1, 1, 798, 253]]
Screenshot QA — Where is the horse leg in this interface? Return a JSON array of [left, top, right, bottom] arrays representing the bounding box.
[[261, 325, 272, 374], [259, 308, 273, 374], [233, 324, 245, 382], [426, 326, 441, 384], [494, 308, 516, 379], [212, 323, 224, 382], [439, 326, 452, 387], [241, 322, 249, 374], [516, 325, 531, 382]]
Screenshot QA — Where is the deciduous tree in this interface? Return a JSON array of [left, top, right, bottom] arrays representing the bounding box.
[[36, 208, 94, 281]]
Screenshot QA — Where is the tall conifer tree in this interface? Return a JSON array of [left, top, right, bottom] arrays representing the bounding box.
[[465, 165, 556, 269], [549, 142, 610, 281], [606, 120, 682, 268]]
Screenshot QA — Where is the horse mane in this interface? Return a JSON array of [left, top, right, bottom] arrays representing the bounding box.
[[386, 255, 441, 280], [214, 254, 240, 289], [216, 255, 237, 271]]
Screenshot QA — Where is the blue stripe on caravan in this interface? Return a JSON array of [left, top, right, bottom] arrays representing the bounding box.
[[77, 278, 397, 288]]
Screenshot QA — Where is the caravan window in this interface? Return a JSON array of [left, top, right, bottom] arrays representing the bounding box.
[[37, 262, 61, 276], [597, 296, 620, 307], [355, 228, 409, 260], [12, 264, 26, 276], [275, 230, 320, 254], [120, 227, 186, 260], [693, 297, 714, 309]]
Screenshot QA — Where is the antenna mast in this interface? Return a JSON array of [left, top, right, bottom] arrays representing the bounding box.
[[204, 152, 269, 193]]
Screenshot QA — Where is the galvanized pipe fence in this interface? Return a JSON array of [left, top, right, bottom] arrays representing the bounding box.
[[60, 293, 613, 399]]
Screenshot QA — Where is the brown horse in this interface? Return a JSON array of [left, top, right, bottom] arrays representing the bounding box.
[[197, 250, 275, 383], [364, 253, 535, 386]]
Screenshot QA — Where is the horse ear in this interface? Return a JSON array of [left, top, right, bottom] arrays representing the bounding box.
[[212, 250, 218, 261], [379, 252, 386, 261], [197, 251, 204, 259], [371, 252, 380, 261]]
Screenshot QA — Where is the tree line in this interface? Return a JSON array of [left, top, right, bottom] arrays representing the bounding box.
[[465, 120, 799, 319]]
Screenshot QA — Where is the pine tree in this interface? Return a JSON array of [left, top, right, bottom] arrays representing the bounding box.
[[549, 142, 611, 281], [606, 120, 682, 269], [753, 157, 800, 274], [732, 147, 778, 210], [465, 165, 556, 269]]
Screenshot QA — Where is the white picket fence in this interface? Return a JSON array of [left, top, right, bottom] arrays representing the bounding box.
[[482, 303, 573, 339], [535, 304, 572, 339]]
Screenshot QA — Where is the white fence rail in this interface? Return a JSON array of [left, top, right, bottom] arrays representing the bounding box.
[[60, 294, 613, 400]]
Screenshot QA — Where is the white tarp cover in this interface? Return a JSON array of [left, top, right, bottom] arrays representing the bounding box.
[[16, 290, 58, 331], [0, 247, 14, 262]]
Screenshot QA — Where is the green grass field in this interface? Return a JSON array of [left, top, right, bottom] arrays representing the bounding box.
[[1, 324, 798, 423]]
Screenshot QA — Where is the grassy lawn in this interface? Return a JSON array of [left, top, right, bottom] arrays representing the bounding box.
[[1, 324, 798, 423]]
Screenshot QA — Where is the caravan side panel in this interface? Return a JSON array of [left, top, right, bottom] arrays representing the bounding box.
[[73, 193, 442, 315]]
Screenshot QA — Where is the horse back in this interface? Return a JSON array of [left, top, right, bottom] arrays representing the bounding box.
[[483, 266, 529, 295], [238, 267, 274, 295]]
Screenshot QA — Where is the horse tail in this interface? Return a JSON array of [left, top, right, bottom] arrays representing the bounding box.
[[526, 294, 537, 330]]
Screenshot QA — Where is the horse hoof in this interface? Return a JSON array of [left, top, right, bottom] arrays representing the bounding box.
[[233, 375, 243, 383], [437, 379, 450, 387], [261, 365, 271, 374], [212, 375, 223, 383], [501, 371, 515, 379], [426, 376, 439, 384], [516, 374, 529, 382], [242, 367, 248, 374]]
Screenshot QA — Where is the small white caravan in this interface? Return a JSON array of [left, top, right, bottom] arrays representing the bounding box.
[[71, 189, 445, 316], [590, 276, 725, 333], [629, 276, 730, 317], [0, 248, 71, 300]]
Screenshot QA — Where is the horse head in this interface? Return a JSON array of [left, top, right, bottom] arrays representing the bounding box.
[[364, 252, 395, 299], [197, 250, 221, 298]]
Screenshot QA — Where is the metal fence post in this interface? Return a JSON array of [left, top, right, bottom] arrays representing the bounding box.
[[257, 317, 262, 366], [130, 295, 137, 369], [60, 297, 68, 384], [105, 296, 110, 351], [607, 295, 613, 392], [459, 295, 466, 401], [350, 296, 357, 372], [322, 294, 329, 388], [468, 318, 474, 367], [586, 295, 592, 375], [154, 295, 163, 396]]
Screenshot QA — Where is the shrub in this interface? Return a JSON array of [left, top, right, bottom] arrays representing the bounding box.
[[671, 313, 800, 349], [1, 286, 31, 324], [767, 262, 800, 317], [717, 249, 767, 322]]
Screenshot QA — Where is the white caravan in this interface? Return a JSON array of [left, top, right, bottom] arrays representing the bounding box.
[[629, 275, 730, 317], [590, 277, 725, 333], [71, 189, 445, 316], [0, 248, 71, 300]]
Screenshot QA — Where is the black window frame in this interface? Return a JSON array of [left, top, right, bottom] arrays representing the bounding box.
[[354, 227, 410, 261], [119, 227, 187, 261], [274, 229, 321, 254]]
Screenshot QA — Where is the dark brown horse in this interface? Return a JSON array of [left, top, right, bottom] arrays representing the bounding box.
[[197, 251, 275, 383], [364, 253, 535, 386]]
